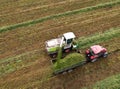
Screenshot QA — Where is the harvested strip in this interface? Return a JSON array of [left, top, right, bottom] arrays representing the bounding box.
[[0, 0, 114, 27], [0, 0, 120, 33], [0, 0, 88, 16]]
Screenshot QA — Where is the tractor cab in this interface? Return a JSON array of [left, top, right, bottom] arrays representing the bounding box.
[[86, 45, 108, 62]]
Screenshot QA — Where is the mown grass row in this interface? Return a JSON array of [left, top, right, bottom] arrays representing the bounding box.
[[0, 50, 38, 64], [54, 28, 120, 71], [90, 74, 120, 89], [0, 0, 120, 33], [77, 27, 120, 49], [0, 50, 42, 77], [0, 27, 120, 77]]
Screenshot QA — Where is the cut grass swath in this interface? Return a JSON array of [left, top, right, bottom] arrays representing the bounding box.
[[77, 27, 120, 49], [54, 53, 85, 72], [0, 27, 120, 76], [0, 50, 42, 77], [92, 74, 120, 89], [0, 0, 120, 33]]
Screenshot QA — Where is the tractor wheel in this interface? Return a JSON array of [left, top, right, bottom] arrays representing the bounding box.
[[86, 57, 91, 62], [91, 58, 97, 62], [103, 52, 108, 58]]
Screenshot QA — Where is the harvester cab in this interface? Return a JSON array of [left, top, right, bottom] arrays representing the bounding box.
[[45, 32, 77, 58], [62, 32, 76, 51]]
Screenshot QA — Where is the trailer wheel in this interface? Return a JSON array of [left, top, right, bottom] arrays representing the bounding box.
[[68, 69, 73, 73], [62, 71, 67, 75]]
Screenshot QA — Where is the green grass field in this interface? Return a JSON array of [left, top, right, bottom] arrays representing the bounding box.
[[90, 74, 120, 89]]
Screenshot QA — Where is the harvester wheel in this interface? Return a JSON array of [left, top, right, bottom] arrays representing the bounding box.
[[65, 49, 70, 53], [50, 53, 57, 58]]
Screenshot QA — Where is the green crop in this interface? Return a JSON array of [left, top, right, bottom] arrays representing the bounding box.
[[92, 74, 120, 89], [54, 53, 85, 71], [77, 27, 120, 49]]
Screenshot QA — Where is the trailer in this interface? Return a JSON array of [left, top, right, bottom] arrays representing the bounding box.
[[52, 53, 86, 75]]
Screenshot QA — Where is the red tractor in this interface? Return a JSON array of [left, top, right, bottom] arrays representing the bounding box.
[[85, 45, 108, 62]]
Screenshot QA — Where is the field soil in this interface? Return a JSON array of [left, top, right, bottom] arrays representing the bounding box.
[[0, 0, 114, 26], [0, 0, 120, 89]]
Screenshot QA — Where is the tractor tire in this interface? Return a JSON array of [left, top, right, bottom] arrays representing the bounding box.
[[91, 58, 97, 62], [103, 52, 108, 58], [86, 57, 91, 62]]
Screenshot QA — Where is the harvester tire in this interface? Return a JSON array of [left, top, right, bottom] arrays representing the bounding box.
[[50, 53, 57, 58]]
